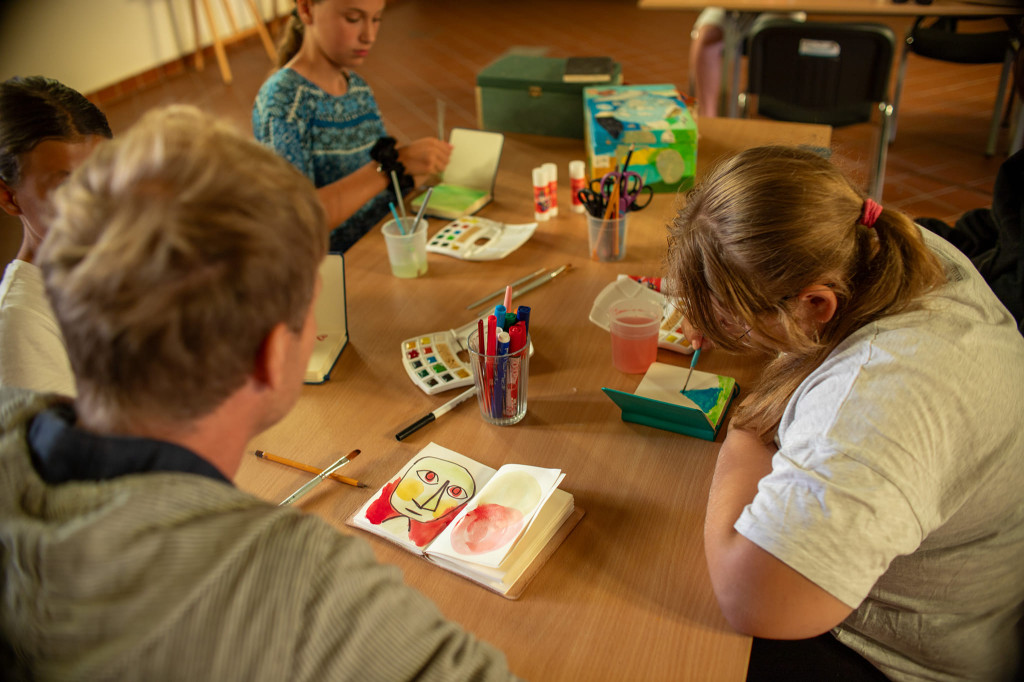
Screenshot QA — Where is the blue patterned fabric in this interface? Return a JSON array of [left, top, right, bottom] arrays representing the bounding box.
[[253, 69, 394, 252]]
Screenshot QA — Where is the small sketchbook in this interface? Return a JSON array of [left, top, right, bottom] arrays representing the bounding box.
[[563, 56, 617, 83], [305, 253, 348, 384], [410, 128, 504, 220], [427, 216, 538, 261], [348, 443, 582, 598], [602, 362, 739, 441], [589, 275, 695, 355]]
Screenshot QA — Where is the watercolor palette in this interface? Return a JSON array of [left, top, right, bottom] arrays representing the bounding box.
[[426, 216, 538, 261], [401, 316, 535, 395], [589, 275, 695, 355]]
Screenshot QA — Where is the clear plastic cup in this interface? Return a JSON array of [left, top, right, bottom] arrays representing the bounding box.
[[587, 213, 628, 262], [609, 298, 661, 373], [382, 217, 428, 278]]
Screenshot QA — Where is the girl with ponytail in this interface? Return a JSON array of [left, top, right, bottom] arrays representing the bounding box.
[[253, 0, 451, 253], [666, 146, 1024, 681]]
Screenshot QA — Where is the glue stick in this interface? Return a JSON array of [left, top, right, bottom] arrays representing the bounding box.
[[569, 160, 586, 214], [532, 167, 550, 221], [542, 162, 558, 218]]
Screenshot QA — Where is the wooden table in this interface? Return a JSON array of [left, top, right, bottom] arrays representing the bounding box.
[[236, 118, 831, 682], [639, 0, 1024, 117]]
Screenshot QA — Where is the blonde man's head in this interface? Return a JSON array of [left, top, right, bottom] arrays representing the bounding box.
[[39, 105, 328, 425]]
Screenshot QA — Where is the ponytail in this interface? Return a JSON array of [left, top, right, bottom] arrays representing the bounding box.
[[275, 14, 305, 68], [666, 146, 946, 442]]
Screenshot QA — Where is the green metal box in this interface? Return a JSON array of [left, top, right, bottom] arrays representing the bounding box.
[[475, 55, 622, 139]]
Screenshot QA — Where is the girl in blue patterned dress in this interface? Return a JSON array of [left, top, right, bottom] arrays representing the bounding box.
[[253, 0, 451, 253]]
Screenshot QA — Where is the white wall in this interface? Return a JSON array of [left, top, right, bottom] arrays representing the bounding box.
[[0, 0, 282, 95]]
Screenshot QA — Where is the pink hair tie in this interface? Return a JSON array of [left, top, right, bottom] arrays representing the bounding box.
[[859, 198, 883, 228]]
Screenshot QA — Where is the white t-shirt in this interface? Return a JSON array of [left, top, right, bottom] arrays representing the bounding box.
[[0, 259, 76, 397], [735, 229, 1024, 681]]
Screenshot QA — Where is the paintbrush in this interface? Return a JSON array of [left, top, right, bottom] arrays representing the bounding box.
[[278, 450, 361, 506], [254, 449, 366, 488], [681, 348, 702, 393]]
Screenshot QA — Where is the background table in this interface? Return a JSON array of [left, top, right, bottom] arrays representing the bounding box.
[[638, 0, 1024, 16], [639, 0, 1024, 117], [236, 118, 831, 681]]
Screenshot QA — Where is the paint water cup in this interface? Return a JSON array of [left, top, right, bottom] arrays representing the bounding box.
[[467, 329, 529, 426], [587, 213, 628, 262], [382, 217, 428, 278], [609, 298, 661, 374]]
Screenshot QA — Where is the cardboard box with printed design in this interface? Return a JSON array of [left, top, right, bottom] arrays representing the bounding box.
[[583, 84, 697, 193]]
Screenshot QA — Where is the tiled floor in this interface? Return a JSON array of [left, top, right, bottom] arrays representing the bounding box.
[[94, 0, 1018, 226]]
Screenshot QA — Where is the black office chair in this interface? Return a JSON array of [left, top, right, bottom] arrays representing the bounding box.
[[889, 16, 1021, 157], [741, 19, 897, 200]]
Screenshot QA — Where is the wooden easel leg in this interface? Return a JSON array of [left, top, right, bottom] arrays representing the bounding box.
[[191, 0, 205, 72], [199, 0, 233, 84], [245, 0, 279, 62], [219, 0, 240, 34]]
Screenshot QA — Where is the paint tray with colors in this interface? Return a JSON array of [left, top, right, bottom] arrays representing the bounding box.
[[401, 315, 534, 395], [589, 275, 695, 354], [426, 216, 538, 261]]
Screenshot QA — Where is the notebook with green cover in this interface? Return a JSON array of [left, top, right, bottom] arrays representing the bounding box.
[[602, 362, 739, 441], [410, 128, 504, 219]]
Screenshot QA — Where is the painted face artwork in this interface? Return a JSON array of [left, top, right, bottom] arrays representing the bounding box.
[[364, 455, 477, 547], [390, 456, 476, 523]]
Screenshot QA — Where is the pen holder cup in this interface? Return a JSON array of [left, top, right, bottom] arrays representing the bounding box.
[[382, 217, 428, 278], [586, 213, 628, 262], [467, 329, 529, 426]]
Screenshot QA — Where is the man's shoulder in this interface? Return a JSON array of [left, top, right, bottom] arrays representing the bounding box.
[[0, 387, 57, 437]]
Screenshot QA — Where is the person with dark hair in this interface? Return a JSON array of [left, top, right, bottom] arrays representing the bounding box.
[[667, 146, 1024, 680], [0, 76, 111, 396], [253, 0, 451, 253], [915, 147, 1024, 329]]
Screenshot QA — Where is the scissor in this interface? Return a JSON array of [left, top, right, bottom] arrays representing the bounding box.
[[615, 173, 653, 213], [576, 186, 608, 217], [577, 170, 653, 217], [591, 170, 652, 214]]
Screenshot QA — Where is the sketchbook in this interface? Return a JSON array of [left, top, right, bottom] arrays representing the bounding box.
[[305, 253, 348, 384], [410, 128, 504, 220], [602, 362, 739, 441], [348, 443, 582, 598], [562, 56, 617, 83]]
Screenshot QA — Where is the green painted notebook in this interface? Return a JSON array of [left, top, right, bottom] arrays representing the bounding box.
[[410, 128, 504, 219], [602, 362, 739, 441]]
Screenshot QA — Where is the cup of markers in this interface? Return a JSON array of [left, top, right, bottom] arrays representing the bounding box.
[[467, 308, 530, 426]]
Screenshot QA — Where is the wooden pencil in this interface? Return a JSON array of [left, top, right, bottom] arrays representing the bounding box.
[[254, 449, 367, 488]]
